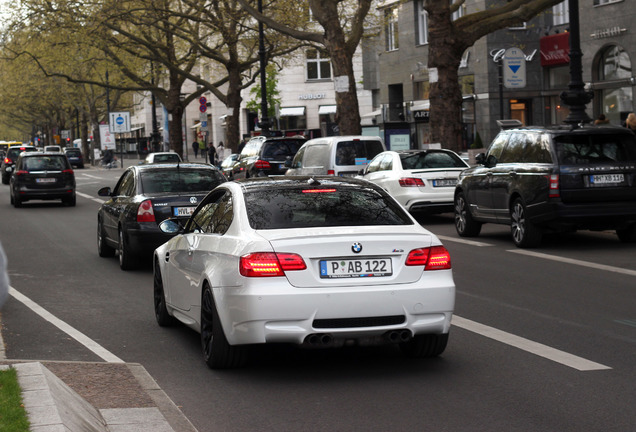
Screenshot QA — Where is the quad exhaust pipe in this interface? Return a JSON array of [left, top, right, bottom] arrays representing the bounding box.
[[384, 329, 412, 343], [304, 333, 334, 346]]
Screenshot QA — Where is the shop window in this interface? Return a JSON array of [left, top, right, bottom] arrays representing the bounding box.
[[385, 7, 399, 51], [599, 45, 631, 80], [306, 49, 331, 81]]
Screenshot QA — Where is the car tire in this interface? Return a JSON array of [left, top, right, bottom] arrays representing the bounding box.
[[1, 175, 8, 185], [9, 189, 14, 205], [400, 333, 449, 358], [63, 194, 76, 207], [97, 219, 116, 257], [13, 191, 22, 208], [510, 198, 542, 248], [201, 284, 248, 369], [617, 224, 636, 243], [118, 229, 138, 270], [454, 192, 482, 237], [154, 261, 177, 326]]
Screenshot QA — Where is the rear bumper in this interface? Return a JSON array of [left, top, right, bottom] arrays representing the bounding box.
[[531, 200, 636, 229], [125, 225, 176, 255], [17, 188, 74, 201]]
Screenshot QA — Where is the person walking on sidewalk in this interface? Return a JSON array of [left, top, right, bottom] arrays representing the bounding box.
[[191, 141, 198, 158]]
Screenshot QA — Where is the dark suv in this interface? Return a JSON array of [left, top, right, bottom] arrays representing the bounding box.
[[2, 145, 38, 184], [454, 125, 636, 247], [232, 136, 306, 179], [10, 152, 76, 207]]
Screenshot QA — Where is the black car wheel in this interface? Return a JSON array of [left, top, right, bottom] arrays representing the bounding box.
[[454, 192, 481, 237], [154, 261, 177, 326], [118, 229, 138, 270], [617, 224, 636, 243], [97, 218, 115, 257], [201, 284, 248, 369], [63, 194, 76, 207], [511, 198, 542, 248], [400, 333, 449, 358], [1, 174, 9, 185]]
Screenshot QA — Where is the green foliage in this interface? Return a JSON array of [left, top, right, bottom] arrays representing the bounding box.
[[246, 64, 281, 120], [0, 368, 30, 432], [471, 131, 483, 149]]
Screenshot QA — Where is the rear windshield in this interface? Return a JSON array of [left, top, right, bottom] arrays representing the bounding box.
[[24, 156, 68, 171], [140, 169, 225, 194], [245, 186, 413, 229], [555, 134, 636, 165], [7, 147, 36, 159], [65, 149, 81, 156], [153, 154, 181, 163], [400, 151, 467, 169], [335, 140, 384, 166], [261, 140, 304, 159]]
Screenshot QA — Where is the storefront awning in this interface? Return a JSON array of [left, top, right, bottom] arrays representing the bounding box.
[[189, 122, 201, 129], [361, 109, 382, 118], [219, 114, 229, 120], [411, 100, 430, 111], [318, 105, 337, 115], [279, 107, 306, 117]]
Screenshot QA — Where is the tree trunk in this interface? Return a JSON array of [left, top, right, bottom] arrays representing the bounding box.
[[427, 2, 464, 153], [166, 73, 185, 158], [225, 67, 243, 153]]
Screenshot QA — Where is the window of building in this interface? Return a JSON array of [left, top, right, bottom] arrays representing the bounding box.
[[385, 7, 399, 51], [552, 1, 569, 25], [451, 0, 464, 21], [415, 0, 428, 45], [593, 0, 623, 5], [306, 49, 332, 80]]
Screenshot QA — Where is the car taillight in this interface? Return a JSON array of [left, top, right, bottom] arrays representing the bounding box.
[[399, 177, 425, 187], [239, 252, 306, 277], [327, 169, 335, 175], [548, 174, 559, 198], [254, 160, 271, 170], [4, 158, 12, 164], [137, 199, 156, 222], [62, 169, 74, 174], [14, 170, 28, 176], [406, 246, 451, 270]]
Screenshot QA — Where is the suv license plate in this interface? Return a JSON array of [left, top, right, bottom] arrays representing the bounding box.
[[173, 206, 196, 217], [590, 174, 624, 185], [433, 179, 457, 187], [36, 178, 56, 183], [320, 258, 392, 279]]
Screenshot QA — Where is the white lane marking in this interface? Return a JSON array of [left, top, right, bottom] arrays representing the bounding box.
[[437, 235, 493, 247], [453, 315, 611, 371], [9, 287, 124, 363], [79, 173, 102, 179], [508, 250, 636, 277], [76, 191, 105, 204]]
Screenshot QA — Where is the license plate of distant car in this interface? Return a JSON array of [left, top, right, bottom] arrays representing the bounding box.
[[433, 179, 457, 187], [173, 206, 196, 216], [590, 174, 624, 185], [36, 178, 56, 183], [319, 258, 392, 278]]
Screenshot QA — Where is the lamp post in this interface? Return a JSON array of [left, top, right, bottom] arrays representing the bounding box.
[[257, 0, 270, 136], [559, 0, 593, 125]]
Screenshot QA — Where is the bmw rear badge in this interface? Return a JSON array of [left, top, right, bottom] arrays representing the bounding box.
[[352, 242, 362, 253], [190, 197, 197, 204]]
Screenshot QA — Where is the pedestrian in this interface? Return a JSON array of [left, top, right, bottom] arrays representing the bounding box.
[[198, 139, 206, 161], [237, 139, 246, 154], [208, 142, 217, 166], [192, 141, 198, 158], [594, 114, 609, 125], [216, 141, 225, 166], [624, 112, 636, 132]]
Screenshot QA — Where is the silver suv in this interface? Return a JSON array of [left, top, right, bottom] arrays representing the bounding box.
[[454, 125, 636, 247]]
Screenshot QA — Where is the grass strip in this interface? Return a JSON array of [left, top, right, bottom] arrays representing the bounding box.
[[0, 367, 31, 432]]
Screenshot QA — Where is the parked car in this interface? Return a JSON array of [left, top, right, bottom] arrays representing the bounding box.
[[220, 153, 239, 179], [285, 136, 385, 177], [97, 163, 226, 270], [9, 152, 76, 207], [153, 176, 455, 368], [64, 147, 84, 169], [143, 152, 182, 164], [2, 145, 38, 184], [232, 136, 306, 179], [43, 145, 62, 152], [454, 124, 636, 247], [359, 149, 469, 215]]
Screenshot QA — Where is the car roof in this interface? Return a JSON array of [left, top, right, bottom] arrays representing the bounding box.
[[232, 175, 380, 193], [20, 151, 66, 157], [133, 162, 215, 172], [503, 124, 633, 136]]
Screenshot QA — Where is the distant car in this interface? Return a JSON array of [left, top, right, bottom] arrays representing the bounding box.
[[2, 145, 38, 184], [232, 136, 306, 179], [359, 149, 469, 215], [455, 124, 636, 247], [154, 176, 455, 369], [43, 145, 62, 153], [143, 152, 183, 164], [220, 153, 238, 179], [285, 135, 385, 177], [97, 163, 226, 270], [64, 148, 84, 169], [10, 152, 76, 207]]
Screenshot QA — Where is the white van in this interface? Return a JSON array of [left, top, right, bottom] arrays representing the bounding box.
[[285, 135, 385, 177]]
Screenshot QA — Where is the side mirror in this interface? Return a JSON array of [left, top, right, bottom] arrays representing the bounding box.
[[475, 153, 486, 165], [158, 218, 184, 234], [485, 154, 498, 168], [97, 187, 112, 197]]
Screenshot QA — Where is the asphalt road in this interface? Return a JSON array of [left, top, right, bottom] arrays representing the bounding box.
[[1, 163, 636, 431]]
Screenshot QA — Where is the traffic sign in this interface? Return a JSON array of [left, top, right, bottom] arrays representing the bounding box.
[[503, 48, 527, 89], [108, 112, 131, 133], [199, 104, 208, 113], [199, 96, 208, 113]]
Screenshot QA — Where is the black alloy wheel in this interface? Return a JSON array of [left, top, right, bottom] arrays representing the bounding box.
[[510, 198, 542, 248], [118, 229, 138, 270], [454, 192, 481, 237]]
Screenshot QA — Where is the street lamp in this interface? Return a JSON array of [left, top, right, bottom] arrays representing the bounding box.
[[257, 0, 271, 136], [559, 0, 593, 125]]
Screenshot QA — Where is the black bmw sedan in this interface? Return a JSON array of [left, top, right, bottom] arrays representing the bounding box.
[[97, 163, 226, 270]]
